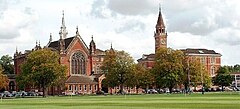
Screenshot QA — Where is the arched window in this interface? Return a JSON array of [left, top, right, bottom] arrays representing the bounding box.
[[211, 66, 215, 76], [71, 52, 86, 75], [9, 81, 15, 91]]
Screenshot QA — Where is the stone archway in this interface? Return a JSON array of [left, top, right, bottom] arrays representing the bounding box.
[[101, 79, 108, 93], [9, 81, 15, 91]]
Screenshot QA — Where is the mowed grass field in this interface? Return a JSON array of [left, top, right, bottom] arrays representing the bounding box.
[[1, 92, 240, 109]]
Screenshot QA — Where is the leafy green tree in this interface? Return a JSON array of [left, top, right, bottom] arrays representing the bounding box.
[[226, 64, 240, 73], [127, 64, 154, 93], [213, 66, 233, 91], [152, 48, 184, 93], [16, 49, 66, 97], [101, 50, 135, 94], [0, 65, 9, 91], [182, 57, 211, 92], [0, 55, 14, 74]]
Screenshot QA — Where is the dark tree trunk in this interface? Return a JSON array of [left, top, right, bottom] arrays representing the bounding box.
[[120, 84, 124, 94], [169, 86, 173, 94], [136, 86, 139, 94], [221, 85, 224, 92], [42, 85, 47, 98]]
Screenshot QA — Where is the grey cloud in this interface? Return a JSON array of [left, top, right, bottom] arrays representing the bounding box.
[[90, 0, 117, 18], [0, 28, 20, 39], [0, 0, 8, 18], [0, 7, 37, 39], [107, 0, 157, 16], [164, 0, 237, 36], [115, 20, 146, 33], [24, 7, 34, 15], [91, 0, 158, 18], [90, 0, 106, 18], [210, 28, 240, 46]]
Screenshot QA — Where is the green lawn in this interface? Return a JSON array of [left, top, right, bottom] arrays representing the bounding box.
[[1, 92, 240, 109]]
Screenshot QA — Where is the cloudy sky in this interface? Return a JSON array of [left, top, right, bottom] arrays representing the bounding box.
[[0, 0, 240, 65]]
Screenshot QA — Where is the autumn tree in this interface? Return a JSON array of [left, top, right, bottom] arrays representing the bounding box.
[[182, 57, 211, 92], [16, 49, 66, 97], [128, 64, 154, 93], [0, 65, 9, 91], [101, 49, 135, 94], [0, 55, 14, 74], [152, 48, 184, 93], [213, 66, 233, 91]]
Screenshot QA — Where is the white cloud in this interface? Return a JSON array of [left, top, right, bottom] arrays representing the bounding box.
[[1, 0, 240, 66]]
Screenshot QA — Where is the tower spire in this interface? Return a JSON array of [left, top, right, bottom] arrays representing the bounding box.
[[89, 35, 96, 55], [109, 42, 114, 53], [14, 46, 18, 56], [156, 3, 165, 29], [154, 2, 167, 53], [15, 46, 18, 54], [76, 26, 80, 36], [59, 10, 68, 39], [49, 33, 52, 42], [36, 40, 38, 46]]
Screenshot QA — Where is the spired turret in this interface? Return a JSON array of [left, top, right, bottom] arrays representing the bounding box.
[[89, 36, 96, 55], [59, 10, 68, 54], [154, 5, 167, 53]]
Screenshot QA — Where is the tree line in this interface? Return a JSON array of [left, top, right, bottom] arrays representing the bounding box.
[[0, 47, 235, 96], [101, 47, 233, 94]]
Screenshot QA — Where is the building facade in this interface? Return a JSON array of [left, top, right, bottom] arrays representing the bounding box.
[[13, 12, 106, 95], [231, 72, 240, 89], [138, 7, 222, 77], [181, 49, 222, 77]]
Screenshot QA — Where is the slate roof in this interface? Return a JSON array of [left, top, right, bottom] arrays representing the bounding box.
[[48, 37, 75, 50], [181, 48, 221, 55], [65, 75, 98, 84], [137, 53, 155, 62]]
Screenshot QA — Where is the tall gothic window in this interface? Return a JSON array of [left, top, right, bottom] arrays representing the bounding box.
[[71, 52, 86, 75]]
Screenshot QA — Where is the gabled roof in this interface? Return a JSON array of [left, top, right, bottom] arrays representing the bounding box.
[[48, 37, 74, 50], [65, 75, 98, 84]]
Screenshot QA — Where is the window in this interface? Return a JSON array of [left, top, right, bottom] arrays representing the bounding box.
[[84, 85, 87, 91], [211, 57, 215, 64], [211, 66, 215, 76], [79, 85, 82, 91], [89, 85, 92, 91], [95, 85, 97, 91], [201, 57, 206, 65], [69, 85, 72, 91], [75, 85, 78, 91], [71, 52, 86, 75], [236, 75, 240, 80]]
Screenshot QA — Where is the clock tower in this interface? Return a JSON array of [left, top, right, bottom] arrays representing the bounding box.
[[154, 6, 167, 53]]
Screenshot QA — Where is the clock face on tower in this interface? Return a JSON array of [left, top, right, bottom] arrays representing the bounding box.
[[161, 39, 166, 44]]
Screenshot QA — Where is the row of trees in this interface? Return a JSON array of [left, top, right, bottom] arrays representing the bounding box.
[[101, 47, 233, 94], [0, 47, 234, 96]]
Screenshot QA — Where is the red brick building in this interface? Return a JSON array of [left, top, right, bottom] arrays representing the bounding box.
[[138, 8, 222, 77], [13, 12, 106, 95], [181, 49, 222, 77]]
